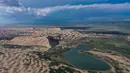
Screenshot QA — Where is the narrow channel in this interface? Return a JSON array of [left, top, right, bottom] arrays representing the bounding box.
[[64, 45, 111, 71]]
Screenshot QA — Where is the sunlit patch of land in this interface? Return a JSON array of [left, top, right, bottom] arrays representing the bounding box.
[[0, 27, 129, 73]]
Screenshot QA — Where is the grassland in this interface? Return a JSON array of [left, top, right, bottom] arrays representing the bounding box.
[[82, 37, 130, 56]]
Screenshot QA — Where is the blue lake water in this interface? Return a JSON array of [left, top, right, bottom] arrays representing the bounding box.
[[64, 45, 111, 71]]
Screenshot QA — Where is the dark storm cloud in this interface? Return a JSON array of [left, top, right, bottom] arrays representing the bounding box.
[[0, 0, 21, 6]]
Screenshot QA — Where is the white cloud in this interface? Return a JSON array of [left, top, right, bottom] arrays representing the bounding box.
[[0, 3, 130, 16], [124, 19, 130, 21]]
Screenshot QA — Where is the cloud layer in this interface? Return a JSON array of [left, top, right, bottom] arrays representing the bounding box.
[[0, 2, 130, 25], [0, 0, 21, 6], [0, 3, 130, 17], [20, 0, 130, 8]]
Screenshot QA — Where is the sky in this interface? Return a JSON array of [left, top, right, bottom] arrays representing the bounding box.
[[0, 0, 130, 26]]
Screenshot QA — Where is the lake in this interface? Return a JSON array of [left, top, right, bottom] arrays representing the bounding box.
[[64, 45, 111, 71]]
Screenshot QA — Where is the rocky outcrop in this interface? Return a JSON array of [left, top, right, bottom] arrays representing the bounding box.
[[7, 36, 51, 50], [127, 36, 130, 41]]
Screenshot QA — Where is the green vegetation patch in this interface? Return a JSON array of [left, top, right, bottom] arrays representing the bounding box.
[[49, 66, 80, 73], [82, 38, 130, 56]]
